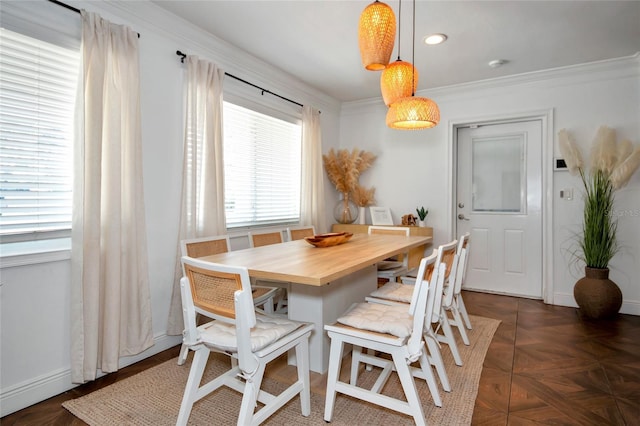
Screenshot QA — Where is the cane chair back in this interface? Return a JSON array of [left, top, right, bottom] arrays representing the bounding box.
[[249, 230, 284, 247], [286, 225, 316, 241]]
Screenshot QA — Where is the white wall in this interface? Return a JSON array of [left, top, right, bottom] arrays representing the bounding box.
[[339, 55, 640, 315], [0, 0, 340, 416]]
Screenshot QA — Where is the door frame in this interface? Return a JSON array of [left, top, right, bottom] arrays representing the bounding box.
[[447, 109, 554, 303]]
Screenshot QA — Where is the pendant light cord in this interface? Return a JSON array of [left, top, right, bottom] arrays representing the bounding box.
[[396, 0, 402, 60], [411, 0, 416, 96]]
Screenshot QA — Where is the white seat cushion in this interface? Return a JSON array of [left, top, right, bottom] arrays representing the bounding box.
[[337, 302, 412, 338], [377, 260, 404, 271], [198, 314, 302, 352], [370, 281, 414, 303]]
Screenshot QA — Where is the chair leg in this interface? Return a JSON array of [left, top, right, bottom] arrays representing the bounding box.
[[350, 345, 363, 385], [176, 349, 209, 426], [424, 335, 451, 392], [438, 311, 463, 366], [391, 351, 426, 426], [324, 338, 344, 423], [457, 295, 473, 330], [261, 296, 275, 314], [451, 307, 470, 345], [237, 363, 266, 426], [295, 335, 311, 417], [177, 343, 189, 366], [417, 350, 442, 407]]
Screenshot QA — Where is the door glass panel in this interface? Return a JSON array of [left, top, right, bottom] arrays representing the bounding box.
[[472, 135, 524, 213]]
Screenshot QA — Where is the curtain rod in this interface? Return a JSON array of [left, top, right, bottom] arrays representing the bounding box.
[[176, 50, 304, 109], [47, 0, 140, 38]]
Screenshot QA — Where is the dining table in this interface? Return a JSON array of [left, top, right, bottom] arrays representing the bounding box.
[[200, 232, 433, 373]]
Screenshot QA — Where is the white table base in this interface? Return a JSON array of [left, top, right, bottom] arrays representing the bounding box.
[[287, 265, 377, 373]]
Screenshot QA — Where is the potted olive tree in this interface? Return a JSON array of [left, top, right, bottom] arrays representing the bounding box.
[[558, 126, 640, 318]]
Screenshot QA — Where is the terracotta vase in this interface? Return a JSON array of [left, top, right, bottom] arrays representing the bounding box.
[[573, 267, 622, 319]]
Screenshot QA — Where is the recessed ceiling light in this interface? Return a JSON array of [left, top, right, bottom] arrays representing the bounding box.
[[423, 33, 447, 45], [488, 59, 508, 68]]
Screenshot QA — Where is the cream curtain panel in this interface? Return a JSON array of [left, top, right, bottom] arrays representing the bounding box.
[[71, 12, 153, 383], [167, 56, 226, 335], [300, 106, 327, 232]]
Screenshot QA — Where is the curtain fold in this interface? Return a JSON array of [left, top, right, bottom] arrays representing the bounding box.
[[71, 11, 153, 384], [300, 106, 327, 232], [167, 55, 226, 335]]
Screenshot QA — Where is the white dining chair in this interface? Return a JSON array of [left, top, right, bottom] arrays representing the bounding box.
[[248, 230, 289, 314], [366, 242, 459, 391], [177, 235, 279, 365], [176, 257, 313, 426], [286, 225, 316, 241], [324, 251, 443, 425], [455, 232, 473, 330], [368, 225, 411, 283]]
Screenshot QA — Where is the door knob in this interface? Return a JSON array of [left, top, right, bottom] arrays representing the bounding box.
[[458, 213, 470, 221]]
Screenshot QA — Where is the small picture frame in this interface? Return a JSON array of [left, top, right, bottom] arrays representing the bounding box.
[[370, 206, 393, 225]]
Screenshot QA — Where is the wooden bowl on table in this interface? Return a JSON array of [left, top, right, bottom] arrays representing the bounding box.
[[304, 232, 353, 248]]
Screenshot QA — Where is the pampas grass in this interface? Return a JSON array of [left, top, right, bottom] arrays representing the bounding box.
[[611, 146, 640, 190], [351, 184, 376, 207], [590, 126, 617, 174], [559, 126, 640, 268], [322, 148, 376, 195], [558, 129, 583, 175]]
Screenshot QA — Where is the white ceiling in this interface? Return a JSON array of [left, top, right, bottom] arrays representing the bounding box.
[[152, 0, 640, 103]]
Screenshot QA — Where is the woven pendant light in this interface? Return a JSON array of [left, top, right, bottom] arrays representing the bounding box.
[[380, 0, 417, 106], [386, 96, 440, 129], [386, 0, 440, 130], [358, 1, 396, 71], [381, 60, 418, 106]]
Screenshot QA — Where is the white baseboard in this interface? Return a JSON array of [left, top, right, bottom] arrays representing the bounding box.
[[0, 334, 182, 417]]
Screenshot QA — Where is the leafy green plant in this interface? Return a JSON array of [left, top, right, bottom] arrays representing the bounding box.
[[579, 169, 617, 268], [559, 126, 640, 269], [416, 206, 428, 221]]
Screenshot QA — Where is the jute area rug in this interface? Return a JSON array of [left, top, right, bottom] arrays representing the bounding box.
[[63, 315, 499, 425]]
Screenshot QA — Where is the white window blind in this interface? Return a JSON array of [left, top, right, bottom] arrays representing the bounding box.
[[223, 101, 302, 228], [0, 28, 79, 239]]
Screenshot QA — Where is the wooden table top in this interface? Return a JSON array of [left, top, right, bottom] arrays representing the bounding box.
[[199, 233, 432, 286]]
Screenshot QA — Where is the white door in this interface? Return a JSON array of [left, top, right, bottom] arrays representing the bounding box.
[[456, 120, 542, 298]]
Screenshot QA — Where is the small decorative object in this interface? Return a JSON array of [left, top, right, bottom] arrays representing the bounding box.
[[401, 214, 417, 226], [558, 126, 640, 319], [323, 148, 377, 224], [416, 206, 428, 227], [370, 206, 393, 225], [304, 232, 353, 248]]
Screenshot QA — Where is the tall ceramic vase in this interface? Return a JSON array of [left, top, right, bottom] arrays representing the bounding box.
[[359, 207, 366, 224], [573, 267, 622, 319]]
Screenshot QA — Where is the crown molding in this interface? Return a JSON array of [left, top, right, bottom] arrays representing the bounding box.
[[342, 53, 640, 115]]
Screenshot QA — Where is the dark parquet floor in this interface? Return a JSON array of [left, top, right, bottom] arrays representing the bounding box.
[[2, 291, 639, 425]]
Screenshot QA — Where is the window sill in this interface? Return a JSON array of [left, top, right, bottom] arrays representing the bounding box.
[[0, 239, 71, 268]]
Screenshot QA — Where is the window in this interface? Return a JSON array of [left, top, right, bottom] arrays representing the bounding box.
[[0, 18, 80, 242], [223, 101, 302, 228]]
